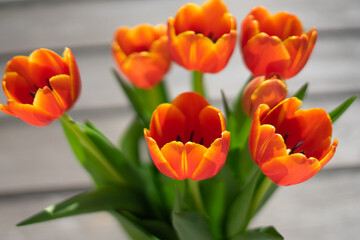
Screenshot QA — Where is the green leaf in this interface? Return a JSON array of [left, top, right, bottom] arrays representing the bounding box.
[[231, 226, 284, 240], [328, 95, 357, 123], [173, 211, 214, 240], [119, 117, 144, 165], [61, 115, 124, 186], [61, 115, 145, 188], [201, 178, 226, 239], [111, 211, 157, 240], [292, 82, 308, 100], [112, 68, 149, 124], [226, 170, 261, 238], [120, 211, 178, 240], [17, 186, 146, 226], [81, 121, 145, 191], [221, 90, 232, 119], [134, 80, 169, 114], [249, 175, 278, 218]]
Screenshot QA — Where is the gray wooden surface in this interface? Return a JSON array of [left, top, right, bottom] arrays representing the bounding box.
[[0, 0, 359, 239]]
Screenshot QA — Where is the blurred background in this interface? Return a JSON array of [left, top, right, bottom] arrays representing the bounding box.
[[0, 0, 359, 239]]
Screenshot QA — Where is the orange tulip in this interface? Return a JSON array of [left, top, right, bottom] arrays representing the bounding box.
[[240, 6, 317, 79], [242, 74, 287, 117], [168, 0, 237, 73], [249, 97, 338, 186], [112, 24, 171, 89], [144, 92, 230, 180], [0, 48, 81, 126]]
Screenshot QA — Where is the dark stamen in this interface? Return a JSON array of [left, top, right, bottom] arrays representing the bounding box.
[[46, 78, 53, 91], [299, 150, 305, 155], [29, 91, 36, 98], [199, 137, 204, 145], [290, 141, 303, 154], [283, 132, 289, 143], [189, 131, 194, 142], [177, 135, 182, 142]]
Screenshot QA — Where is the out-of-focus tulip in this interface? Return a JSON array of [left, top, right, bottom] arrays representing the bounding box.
[[240, 6, 317, 79], [112, 24, 171, 89], [168, 0, 237, 73], [242, 74, 287, 117], [249, 97, 338, 186], [0, 48, 81, 126], [144, 92, 230, 180]]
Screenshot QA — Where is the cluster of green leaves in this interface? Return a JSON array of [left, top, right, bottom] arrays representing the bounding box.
[[18, 70, 356, 240]]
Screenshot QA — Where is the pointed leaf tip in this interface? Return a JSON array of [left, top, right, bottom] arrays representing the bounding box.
[[329, 95, 357, 123], [293, 82, 309, 100]]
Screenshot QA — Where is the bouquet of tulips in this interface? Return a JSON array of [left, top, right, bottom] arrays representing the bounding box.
[[1, 0, 356, 239]]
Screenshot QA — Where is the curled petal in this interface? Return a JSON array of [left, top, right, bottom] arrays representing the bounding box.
[[250, 97, 338, 186], [144, 131, 180, 179], [242, 75, 288, 116], [0, 48, 81, 126], [112, 24, 170, 89], [145, 92, 230, 180], [148, 103, 186, 149], [283, 29, 317, 78], [1, 100, 56, 126], [168, 0, 236, 73], [241, 6, 316, 79], [192, 131, 230, 180], [242, 33, 290, 77]]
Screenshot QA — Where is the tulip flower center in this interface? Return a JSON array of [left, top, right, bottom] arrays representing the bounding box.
[[27, 78, 53, 103], [194, 30, 219, 43], [176, 130, 204, 146], [283, 132, 305, 155]]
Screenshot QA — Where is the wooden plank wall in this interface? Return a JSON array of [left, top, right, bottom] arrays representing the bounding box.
[[0, 0, 359, 239]]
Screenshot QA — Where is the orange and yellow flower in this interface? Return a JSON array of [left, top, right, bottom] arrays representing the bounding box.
[[112, 23, 171, 89], [168, 0, 237, 73], [0, 48, 81, 126], [249, 97, 338, 186], [144, 92, 230, 180], [242, 74, 287, 117], [240, 6, 317, 79]]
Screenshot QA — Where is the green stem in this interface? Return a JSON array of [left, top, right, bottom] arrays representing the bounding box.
[[135, 80, 169, 115], [60, 114, 125, 185], [188, 179, 206, 215], [192, 71, 205, 97], [244, 176, 276, 229]]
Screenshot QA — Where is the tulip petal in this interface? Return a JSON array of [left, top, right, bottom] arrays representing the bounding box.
[[283, 29, 317, 78], [2, 100, 55, 126], [174, 3, 206, 35], [49, 74, 73, 109], [261, 154, 322, 186], [33, 87, 63, 117], [156, 142, 208, 180], [29, 49, 69, 88], [242, 77, 287, 116], [262, 12, 303, 41], [241, 15, 260, 48], [198, 106, 224, 148], [63, 48, 81, 103], [2, 72, 36, 104], [202, 0, 233, 39], [149, 103, 186, 148], [144, 131, 180, 179], [249, 104, 271, 161], [122, 52, 168, 89], [192, 131, 230, 180], [115, 25, 157, 56], [294, 108, 332, 159], [171, 92, 209, 137], [243, 33, 290, 77]]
